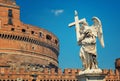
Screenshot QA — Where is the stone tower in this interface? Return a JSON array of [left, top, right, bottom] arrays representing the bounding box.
[[0, 0, 59, 71], [0, 0, 20, 27]]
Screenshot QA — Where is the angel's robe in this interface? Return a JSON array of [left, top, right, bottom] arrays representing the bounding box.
[[79, 25, 98, 56]]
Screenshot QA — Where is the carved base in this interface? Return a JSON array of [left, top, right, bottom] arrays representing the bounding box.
[[77, 73, 106, 81], [79, 68, 102, 75]]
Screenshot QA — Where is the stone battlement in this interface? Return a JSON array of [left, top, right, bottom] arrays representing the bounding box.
[[0, 68, 80, 75], [0, 68, 79, 80], [0, 67, 119, 76], [102, 69, 119, 75], [0, 67, 119, 80]]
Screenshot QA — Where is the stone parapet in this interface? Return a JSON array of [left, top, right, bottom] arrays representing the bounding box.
[[0, 68, 119, 81]]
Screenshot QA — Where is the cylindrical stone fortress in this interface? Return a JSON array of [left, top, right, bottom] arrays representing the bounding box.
[[0, 0, 59, 70]]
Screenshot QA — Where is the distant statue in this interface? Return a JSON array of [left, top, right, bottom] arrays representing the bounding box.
[[68, 10, 105, 74]]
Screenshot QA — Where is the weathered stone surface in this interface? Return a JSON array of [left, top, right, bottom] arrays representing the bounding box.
[[0, 0, 119, 81], [0, 0, 59, 69]]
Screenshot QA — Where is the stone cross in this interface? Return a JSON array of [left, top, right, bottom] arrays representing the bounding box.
[[68, 10, 86, 42]]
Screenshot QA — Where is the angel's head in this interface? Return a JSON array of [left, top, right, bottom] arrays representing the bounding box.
[[80, 21, 88, 27], [79, 18, 89, 26]]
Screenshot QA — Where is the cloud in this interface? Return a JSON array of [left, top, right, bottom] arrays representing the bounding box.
[[51, 9, 64, 16]]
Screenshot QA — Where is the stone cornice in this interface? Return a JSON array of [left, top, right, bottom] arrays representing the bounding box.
[[0, 33, 59, 56], [0, 3, 19, 9]]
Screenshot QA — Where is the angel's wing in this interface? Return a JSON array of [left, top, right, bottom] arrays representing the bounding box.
[[92, 17, 105, 48]]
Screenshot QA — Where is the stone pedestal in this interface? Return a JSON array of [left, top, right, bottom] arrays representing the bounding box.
[[77, 73, 106, 81]]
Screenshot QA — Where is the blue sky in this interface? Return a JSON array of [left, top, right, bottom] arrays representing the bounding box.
[[16, 0, 120, 70]]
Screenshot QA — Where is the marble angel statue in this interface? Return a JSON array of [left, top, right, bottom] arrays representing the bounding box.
[[68, 10, 105, 73]]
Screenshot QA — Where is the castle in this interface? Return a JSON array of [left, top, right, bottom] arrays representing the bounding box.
[[0, 0, 59, 70], [0, 0, 120, 81]]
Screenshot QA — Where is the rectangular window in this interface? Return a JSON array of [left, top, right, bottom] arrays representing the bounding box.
[[39, 32, 43, 38], [8, 9, 13, 25], [8, 9, 13, 17], [31, 31, 34, 34], [22, 29, 26, 32], [11, 28, 15, 31], [8, 18, 13, 25]]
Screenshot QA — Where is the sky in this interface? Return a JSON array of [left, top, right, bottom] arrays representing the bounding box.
[[16, 0, 120, 70]]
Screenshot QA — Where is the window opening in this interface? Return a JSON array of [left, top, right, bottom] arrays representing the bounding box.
[[31, 31, 34, 34], [46, 35, 52, 40], [55, 40, 58, 45], [8, 9, 13, 17], [22, 29, 26, 32], [8, 18, 13, 25], [11, 28, 15, 31], [39, 32, 43, 38]]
